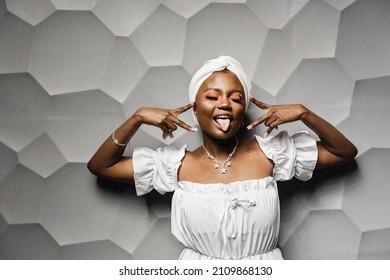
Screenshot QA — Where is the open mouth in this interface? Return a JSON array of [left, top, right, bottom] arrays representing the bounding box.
[[214, 115, 233, 132]]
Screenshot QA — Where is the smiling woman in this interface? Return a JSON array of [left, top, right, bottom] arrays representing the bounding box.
[[88, 56, 357, 260]]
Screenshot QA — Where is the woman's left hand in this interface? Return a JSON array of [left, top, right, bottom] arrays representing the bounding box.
[[247, 96, 307, 137]]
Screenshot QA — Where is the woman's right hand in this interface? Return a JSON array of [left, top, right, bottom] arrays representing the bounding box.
[[134, 102, 197, 139]]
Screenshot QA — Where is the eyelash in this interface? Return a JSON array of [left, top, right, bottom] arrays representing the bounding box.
[[205, 93, 243, 102], [231, 95, 243, 101]]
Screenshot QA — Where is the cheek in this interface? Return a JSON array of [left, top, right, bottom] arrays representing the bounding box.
[[195, 100, 213, 114], [233, 102, 246, 114], [233, 106, 246, 124]]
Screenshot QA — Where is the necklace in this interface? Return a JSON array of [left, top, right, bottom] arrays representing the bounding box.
[[202, 138, 239, 175]]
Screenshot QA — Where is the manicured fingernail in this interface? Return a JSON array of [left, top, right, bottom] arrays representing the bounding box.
[[246, 125, 252, 130], [264, 132, 269, 137], [191, 127, 198, 132]]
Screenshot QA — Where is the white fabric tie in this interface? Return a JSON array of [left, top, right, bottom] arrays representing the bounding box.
[[216, 198, 256, 245]]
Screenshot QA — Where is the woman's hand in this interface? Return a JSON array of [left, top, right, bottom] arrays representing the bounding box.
[[247, 95, 357, 167], [247, 96, 307, 137], [135, 102, 197, 139]]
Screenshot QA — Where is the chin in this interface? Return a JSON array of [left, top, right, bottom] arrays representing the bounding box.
[[202, 126, 240, 139]]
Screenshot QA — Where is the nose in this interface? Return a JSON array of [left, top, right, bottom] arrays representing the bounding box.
[[217, 96, 232, 110]]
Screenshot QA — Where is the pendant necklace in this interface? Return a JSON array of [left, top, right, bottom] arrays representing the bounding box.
[[202, 138, 239, 175]]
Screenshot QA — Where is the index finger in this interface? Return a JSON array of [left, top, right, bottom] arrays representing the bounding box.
[[172, 116, 197, 132], [174, 102, 195, 114], [250, 96, 269, 110]]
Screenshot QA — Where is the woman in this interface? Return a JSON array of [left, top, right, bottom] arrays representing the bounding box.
[[88, 56, 357, 259]]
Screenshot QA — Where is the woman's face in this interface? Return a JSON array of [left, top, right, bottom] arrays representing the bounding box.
[[194, 70, 246, 139]]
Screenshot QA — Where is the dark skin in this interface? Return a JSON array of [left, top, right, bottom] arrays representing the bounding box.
[[88, 71, 358, 185]]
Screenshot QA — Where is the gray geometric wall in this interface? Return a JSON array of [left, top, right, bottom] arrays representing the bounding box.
[[0, 0, 389, 260]]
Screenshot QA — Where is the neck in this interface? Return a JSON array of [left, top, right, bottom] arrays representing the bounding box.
[[201, 133, 239, 160]]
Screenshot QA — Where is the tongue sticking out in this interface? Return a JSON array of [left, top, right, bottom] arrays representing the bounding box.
[[216, 118, 231, 132]]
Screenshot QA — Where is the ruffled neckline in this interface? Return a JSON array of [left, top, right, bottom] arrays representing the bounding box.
[[177, 176, 276, 194]]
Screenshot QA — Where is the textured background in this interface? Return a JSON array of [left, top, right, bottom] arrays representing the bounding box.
[[0, 0, 389, 260]]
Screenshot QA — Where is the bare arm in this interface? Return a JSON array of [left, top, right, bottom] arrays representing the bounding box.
[[87, 103, 196, 183], [247, 97, 357, 168], [87, 114, 141, 184], [300, 107, 357, 168]]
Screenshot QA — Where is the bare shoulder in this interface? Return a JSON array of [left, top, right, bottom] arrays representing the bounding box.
[[237, 137, 272, 163], [235, 137, 274, 179], [178, 146, 206, 181], [239, 137, 261, 152]]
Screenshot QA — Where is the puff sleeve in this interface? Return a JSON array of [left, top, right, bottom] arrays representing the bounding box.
[[132, 145, 187, 196], [255, 131, 318, 181]]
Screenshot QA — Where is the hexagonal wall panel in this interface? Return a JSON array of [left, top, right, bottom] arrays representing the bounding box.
[[358, 228, 390, 260], [51, 0, 98, 10], [132, 218, 184, 260], [0, 165, 45, 224], [60, 240, 132, 260], [29, 10, 114, 95], [0, 0, 5, 19], [92, 0, 159, 36], [0, 223, 60, 259], [0, 12, 33, 74], [183, 3, 268, 78], [278, 164, 354, 246], [109, 190, 158, 254], [130, 5, 186, 66], [0, 73, 50, 152], [252, 29, 301, 96], [336, 0, 390, 80], [0, 142, 18, 183], [246, 0, 310, 29], [100, 37, 149, 103], [337, 76, 390, 154], [282, 0, 340, 58], [342, 149, 390, 232], [282, 210, 361, 259], [277, 58, 355, 125], [323, 0, 356, 10], [46, 89, 126, 162], [42, 163, 120, 245], [160, 0, 209, 19], [5, 0, 55, 26], [0, 214, 8, 236], [17, 133, 67, 178]]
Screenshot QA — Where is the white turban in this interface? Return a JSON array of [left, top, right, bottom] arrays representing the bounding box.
[[188, 56, 251, 111]]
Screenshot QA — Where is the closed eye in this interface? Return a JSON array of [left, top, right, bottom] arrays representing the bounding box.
[[230, 93, 243, 102], [205, 91, 220, 100]]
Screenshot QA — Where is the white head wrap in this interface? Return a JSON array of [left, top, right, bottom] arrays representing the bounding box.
[[188, 56, 251, 112]]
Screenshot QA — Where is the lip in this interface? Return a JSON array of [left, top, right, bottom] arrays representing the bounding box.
[[213, 114, 233, 120]]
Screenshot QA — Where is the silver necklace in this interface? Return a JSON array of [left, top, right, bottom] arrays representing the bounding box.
[[202, 139, 239, 175]]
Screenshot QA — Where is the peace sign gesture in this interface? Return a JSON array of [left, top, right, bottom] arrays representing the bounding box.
[[135, 102, 197, 139], [247, 96, 306, 137]]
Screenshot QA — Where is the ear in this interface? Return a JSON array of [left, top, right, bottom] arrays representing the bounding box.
[[191, 103, 198, 123]]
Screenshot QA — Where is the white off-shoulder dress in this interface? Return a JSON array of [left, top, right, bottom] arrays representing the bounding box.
[[132, 131, 317, 260]]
